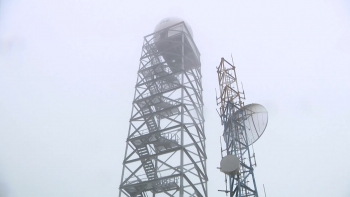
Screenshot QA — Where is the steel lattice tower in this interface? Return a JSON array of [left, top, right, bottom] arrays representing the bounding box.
[[217, 58, 268, 197], [119, 18, 207, 197]]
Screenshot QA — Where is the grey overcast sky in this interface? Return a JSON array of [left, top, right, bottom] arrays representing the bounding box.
[[1, 0, 350, 196]]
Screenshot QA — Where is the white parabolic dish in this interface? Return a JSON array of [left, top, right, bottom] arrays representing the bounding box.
[[232, 103, 268, 146], [220, 155, 240, 175]]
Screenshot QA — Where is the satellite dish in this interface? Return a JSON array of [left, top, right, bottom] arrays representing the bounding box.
[[233, 103, 268, 146], [220, 155, 240, 175]]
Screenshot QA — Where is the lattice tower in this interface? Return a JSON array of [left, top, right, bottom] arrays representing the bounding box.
[[119, 19, 207, 197]]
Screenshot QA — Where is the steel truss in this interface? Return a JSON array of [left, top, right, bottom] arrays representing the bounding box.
[[119, 22, 207, 197], [217, 58, 259, 197]]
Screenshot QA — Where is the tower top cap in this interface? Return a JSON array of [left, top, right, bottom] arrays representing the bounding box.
[[154, 17, 193, 38]]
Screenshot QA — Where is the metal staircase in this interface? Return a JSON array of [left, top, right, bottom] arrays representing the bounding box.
[[123, 48, 183, 196], [137, 146, 157, 180]]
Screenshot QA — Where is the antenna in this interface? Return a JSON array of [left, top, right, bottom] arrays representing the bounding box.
[[216, 57, 268, 197], [241, 82, 246, 99]]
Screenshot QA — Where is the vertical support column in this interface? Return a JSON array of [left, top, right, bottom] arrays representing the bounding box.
[[180, 32, 185, 197]]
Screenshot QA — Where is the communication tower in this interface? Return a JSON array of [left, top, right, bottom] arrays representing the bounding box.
[[216, 58, 268, 197], [119, 17, 207, 197]]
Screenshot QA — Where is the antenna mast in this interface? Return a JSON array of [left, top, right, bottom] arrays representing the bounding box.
[[216, 58, 268, 197]]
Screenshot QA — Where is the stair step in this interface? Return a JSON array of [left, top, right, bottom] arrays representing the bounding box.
[[135, 145, 157, 180]]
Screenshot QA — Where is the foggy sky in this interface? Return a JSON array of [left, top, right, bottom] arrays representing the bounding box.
[[1, 0, 350, 196]]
